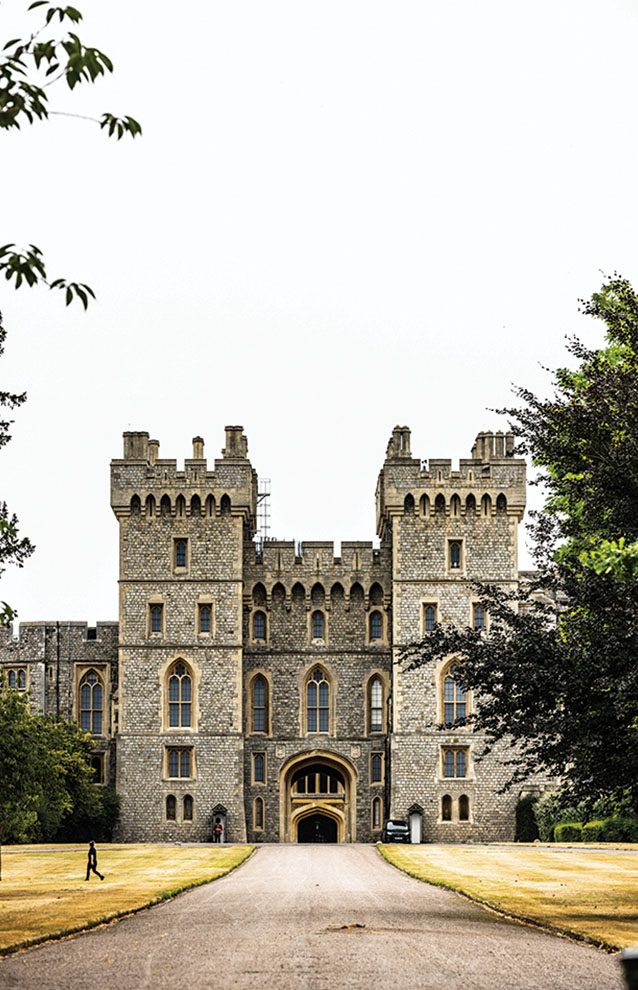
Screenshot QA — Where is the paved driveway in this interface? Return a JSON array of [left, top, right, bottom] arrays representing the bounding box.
[[0, 845, 624, 990]]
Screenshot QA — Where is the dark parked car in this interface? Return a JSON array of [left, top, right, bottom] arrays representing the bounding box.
[[382, 819, 411, 843]]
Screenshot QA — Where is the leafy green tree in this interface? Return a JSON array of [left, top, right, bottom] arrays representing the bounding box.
[[0, 672, 105, 875], [401, 276, 638, 813], [1, 1, 141, 306]]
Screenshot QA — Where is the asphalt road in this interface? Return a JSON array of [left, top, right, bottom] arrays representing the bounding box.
[[0, 845, 625, 990]]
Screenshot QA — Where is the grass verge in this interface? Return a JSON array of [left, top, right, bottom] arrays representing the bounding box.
[[379, 843, 638, 950], [0, 843, 253, 955]]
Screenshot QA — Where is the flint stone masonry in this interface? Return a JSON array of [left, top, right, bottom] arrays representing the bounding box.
[[0, 423, 553, 842]]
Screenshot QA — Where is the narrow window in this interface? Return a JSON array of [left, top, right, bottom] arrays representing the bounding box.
[[17, 668, 26, 690], [449, 541, 461, 569], [424, 605, 436, 632], [253, 611, 266, 640], [166, 795, 176, 821], [372, 796, 382, 830], [91, 755, 104, 783], [199, 604, 211, 633], [443, 666, 466, 725], [183, 795, 193, 821], [8, 669, 16, 688], [443, 749, 467, 778], [254, 753, 265, 783], [442, 794, 452, 821], [150, 604, 163, 634], [371, 753, 383, 783], [175, 539, 187, 569], [252, 676, 267, 732], [254, 796, 264, 830], [370, 611, 382, 640], [80, 670, 103, 734], [459, 794, 469, 821], [168, 748, 192, 778], [168, 662, 192, 728], [370, 677, 383, 732], [307, 668, 329, 732], [473, 605, 485, 631], [312, 611, 324, 639]]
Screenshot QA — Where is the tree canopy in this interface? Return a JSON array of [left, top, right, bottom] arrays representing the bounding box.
[[401, 276, 638, 811]]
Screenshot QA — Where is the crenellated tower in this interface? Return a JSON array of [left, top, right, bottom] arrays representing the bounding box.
[[110, 426, 257, 841], [376, 425, 527, 841]]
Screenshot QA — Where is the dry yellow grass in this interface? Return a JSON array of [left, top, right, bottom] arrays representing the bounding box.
[[380, 843, 638, 949], [0, 843, 253, 954]]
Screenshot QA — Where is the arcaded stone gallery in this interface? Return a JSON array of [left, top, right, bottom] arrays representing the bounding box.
[[0, 424, 545, 843]]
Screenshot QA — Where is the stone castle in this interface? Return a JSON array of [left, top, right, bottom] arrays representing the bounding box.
[[0, 424, 542, 843]]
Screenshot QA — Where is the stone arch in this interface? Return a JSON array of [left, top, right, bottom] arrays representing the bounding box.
[[311, 582, 325, 607], [403, 493, 415, 514], [435, 493, 446, 514], [496, 493, 507, 514], [481, 493, 492, 517], [160, 493, 172, 517], [130, 494, 141, 516], [450, 494, 461, 517], [279, 750, 358, 843], [369, 582, 383, 606], [190, 493, 201, 516], [420, 493, 430, 516], [145, 493, 156, 517], [331, 581, 344, 602], [205, 494, 215, 517], [220, 494, 231, 515], [350, 581, 364, 604], [252, 582, 267, 606], [271, 582, 286, 606], [466, 493, 476, 515]]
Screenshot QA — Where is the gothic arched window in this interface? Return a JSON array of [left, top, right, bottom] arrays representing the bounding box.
[[307, 667, 330, 733], [199, 604, 211, 633], [370, 611, 383, 640], [369, 677, 383, 733], [312, 610, 325, 639], [371, 753, 383, 783], [443, 665, 466, 726], [253, 611, 266, 640], [442, 794, 452, 821], [175, 539, 187, 568], [473, 605, 485, 631], [252, 675, 268, 733], [254, 796, 264, 830], [424, 605, 436, 632], [372, 796, 382, 830], [166, 795, 176, 821], [183, 795, 193, 821], [459, 794, 470, 821], [80, 669, 103, 734], [168, 661, 192, 728]]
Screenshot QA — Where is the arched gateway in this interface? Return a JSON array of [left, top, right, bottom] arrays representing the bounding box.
[[280, 751, 357, 843]]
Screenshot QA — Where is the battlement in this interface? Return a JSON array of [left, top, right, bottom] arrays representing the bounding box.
[[111, 426, 258, 525], [376, 425, 526, 537]]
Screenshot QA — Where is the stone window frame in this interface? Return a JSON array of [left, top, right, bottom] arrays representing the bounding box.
[[364, 670, 389, 735], [252, 609, 268, 643], [370, 751, 384, 785], [421, 599, 440, 636], [447, 538, 465, 574], [73, 663, 109, 737], [440, 746, 471, 780], [299, 663, 336, 737], [90, 752, 106, 785], [366, 608, 388, 647], [309, 609, 327, 645], [159, 655, 200, 733], [435, 658, 471, 728], [252, 751, 266, 785], [195, 598, 215, 638], [371, 795, 383, 831], [183, 794, 194, 821], [439, 792, 472, 824], [5, 665, 28, 691], [254, 795, 265, 831], [173, 536, 190, 575], [164, 746, 195, 780], [166, 794, 177, 821], [147, 598, 166, 639], [246, 669, 273, 736], [471, 600, 488, 633]]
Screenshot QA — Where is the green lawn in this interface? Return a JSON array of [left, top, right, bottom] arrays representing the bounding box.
[[0, 843, 253, 954], [380, 843, 638, 949]]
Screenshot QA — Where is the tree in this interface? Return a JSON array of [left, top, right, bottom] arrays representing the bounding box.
[[0, 672, 111, 876], [401, 276, 638, 813], [1, 2, 141, 621], [1, 1, 141, 306]]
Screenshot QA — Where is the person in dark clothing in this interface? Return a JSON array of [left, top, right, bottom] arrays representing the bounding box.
[[85, 840, 104, 881]]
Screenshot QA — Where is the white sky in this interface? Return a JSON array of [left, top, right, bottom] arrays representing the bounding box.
[[2, 0, 637, 622]]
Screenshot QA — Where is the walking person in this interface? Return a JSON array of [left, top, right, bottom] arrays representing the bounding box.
[[85, 840, 104, 881]]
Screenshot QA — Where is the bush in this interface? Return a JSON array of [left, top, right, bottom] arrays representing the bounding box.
[[554, 822, 583, 842], [581, 820, 603, 842], [533, 792, 580, 842], [55, 787, 121, 842], [515, 795, 540, 842], [599, 816, 638, 843]]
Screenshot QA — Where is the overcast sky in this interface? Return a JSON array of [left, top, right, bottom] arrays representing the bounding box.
[[2, 0, 637, 623]]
